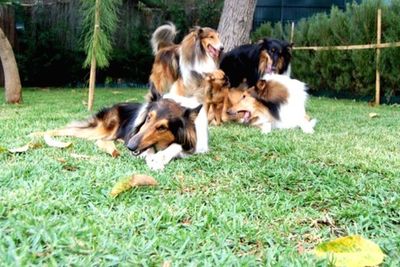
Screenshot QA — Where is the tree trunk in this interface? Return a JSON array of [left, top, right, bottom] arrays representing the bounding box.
[[0, 26, 22, 104], [217, 0, 257, 52], [88, 0, 100, 111]]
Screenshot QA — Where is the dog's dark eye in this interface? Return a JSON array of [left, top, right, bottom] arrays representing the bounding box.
[[242, 95, 246, 99], [157, 125, 167, 131]]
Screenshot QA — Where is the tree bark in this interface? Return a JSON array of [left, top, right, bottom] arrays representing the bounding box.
[[0, 26, 22, 104], [88, 0, 100, 111], [217, 0, 257, 52]]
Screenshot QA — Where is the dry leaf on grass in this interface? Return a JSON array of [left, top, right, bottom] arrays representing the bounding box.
[[368, 112, 379, 118], [95, 140, 120, 158], [70, 153, 92, 160], [8, 139, 43, 153], [313, 235, 385, 267], [110, 174, 158, 197], [44, 134, 72, 148], [8, 144, 30, 153]]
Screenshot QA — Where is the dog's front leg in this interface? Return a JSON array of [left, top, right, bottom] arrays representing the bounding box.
[[145, 143, 184, 170], [137, 147, 155, 159], [260, 122, 272, 134]]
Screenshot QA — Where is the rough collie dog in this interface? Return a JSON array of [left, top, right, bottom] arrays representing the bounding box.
[[220, 38, 292, 87], [40, 88, 209, 170], [202, 70, 245, 125], [227, 74, 316, 134], [150, 23, 223, 98]]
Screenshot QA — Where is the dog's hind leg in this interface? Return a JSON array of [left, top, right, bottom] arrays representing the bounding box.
[[300, 118, 317, 134], [34, 118, 118, 141]]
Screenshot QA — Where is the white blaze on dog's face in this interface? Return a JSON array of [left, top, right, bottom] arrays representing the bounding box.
[[126, 99, 201, 155], [199, 28, 224, 60]]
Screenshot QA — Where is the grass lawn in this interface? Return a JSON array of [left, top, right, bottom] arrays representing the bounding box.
[[1, 88, 399, 265]]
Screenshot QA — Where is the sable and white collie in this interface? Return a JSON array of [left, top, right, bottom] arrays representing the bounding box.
[[39, 87, 209, 170], [228, 74, 317, 134], [220, 38, 292, 87], [150, 23, 223, 99]]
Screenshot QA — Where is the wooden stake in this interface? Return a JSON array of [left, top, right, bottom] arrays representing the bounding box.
[[290, 22, 294, 43], [375, 9, 381, 106], [88, 0, 100, 111]]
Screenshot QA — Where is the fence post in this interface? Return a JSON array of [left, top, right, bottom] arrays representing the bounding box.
[[375, 9, 381, 106], [290, 22, 294, 43]]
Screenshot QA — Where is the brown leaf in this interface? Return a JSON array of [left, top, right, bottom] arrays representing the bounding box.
[[95, 140, 120, 158], [44, 134, 72, 148], [131, 174, 158, 187]]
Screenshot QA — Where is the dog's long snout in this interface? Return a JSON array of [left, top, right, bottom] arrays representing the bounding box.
[[126, 135, 141, 154], [226, 109, 236, 116]]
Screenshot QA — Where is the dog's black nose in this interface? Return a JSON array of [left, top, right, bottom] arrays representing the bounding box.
[[126, 137, 140, 154], [220, 46, 224, 52]]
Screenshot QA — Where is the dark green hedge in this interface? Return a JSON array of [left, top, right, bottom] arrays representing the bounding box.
[[252, 0, 400, 103], [14, 0, 223, 87]]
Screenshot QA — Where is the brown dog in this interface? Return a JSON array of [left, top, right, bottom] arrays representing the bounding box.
[[202, 70, 246, 125]]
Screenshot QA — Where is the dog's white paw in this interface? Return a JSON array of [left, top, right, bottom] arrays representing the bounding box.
[[301, 119, 317, 134], [145, 152, 168, 171], [138, 148, 154, 159], [260, 123, 272, 134]]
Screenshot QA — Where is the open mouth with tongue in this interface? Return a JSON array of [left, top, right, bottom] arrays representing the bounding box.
[[238, 110, 252, 124], [207, 44, 220, 59]]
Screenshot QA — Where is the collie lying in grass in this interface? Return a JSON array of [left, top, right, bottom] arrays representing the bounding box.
[[227, 74, 317, 134]]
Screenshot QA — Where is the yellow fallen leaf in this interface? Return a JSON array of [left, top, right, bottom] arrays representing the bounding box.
[[95, 140, 120, 158], [369, 113, 379, 118], [0, 146, 8, 153], [313, 235, 385, 267], [44, 134, 72, 148], [110, 174, 157, 197]]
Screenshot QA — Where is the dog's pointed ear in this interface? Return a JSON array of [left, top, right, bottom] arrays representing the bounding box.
[[256, 80, 267, 92], [148, 83, 162, 102], [197, 27, 204, 37], [184, 104, 202, 121]]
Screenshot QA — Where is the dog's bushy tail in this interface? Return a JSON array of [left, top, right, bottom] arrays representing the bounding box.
[[151, 22, 177, 55]]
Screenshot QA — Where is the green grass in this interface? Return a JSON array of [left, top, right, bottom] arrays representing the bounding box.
[[1, 88, 399, 266]]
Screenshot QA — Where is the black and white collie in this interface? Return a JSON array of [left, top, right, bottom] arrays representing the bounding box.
[[220, 38, 293, 87]]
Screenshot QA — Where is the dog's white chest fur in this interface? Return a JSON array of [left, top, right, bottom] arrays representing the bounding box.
[[179, 50, 217, 86]]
